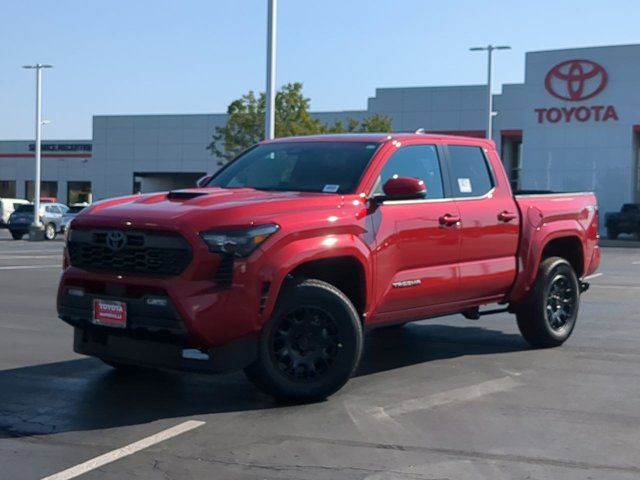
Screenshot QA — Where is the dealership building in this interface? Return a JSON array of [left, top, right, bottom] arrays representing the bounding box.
[[2, 43, 640, 229]]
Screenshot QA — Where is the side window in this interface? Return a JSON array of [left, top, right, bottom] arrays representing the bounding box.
[[447, 145, 494, 197], [378, 145, 444, 199]]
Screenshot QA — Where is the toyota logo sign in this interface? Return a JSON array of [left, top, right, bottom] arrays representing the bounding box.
[[544, 59, 608, 101], [106, 231, 127, 252]]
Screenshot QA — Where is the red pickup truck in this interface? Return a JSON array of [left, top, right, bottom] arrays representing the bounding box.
[[58, 133, 600, 400]]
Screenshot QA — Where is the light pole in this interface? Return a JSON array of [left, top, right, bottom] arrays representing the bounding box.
[[22, 64, 53, 240], [265, 0, 277, 140], [469, 45, 510, 140]]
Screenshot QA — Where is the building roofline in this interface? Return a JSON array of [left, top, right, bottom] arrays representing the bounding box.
[[527, 42, 640, 55]]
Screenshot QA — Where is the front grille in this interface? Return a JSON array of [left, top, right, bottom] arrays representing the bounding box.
[[68, 229, 192, 276]]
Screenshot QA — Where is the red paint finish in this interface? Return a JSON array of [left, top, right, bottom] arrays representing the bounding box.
[[58, 133, 599, 362]]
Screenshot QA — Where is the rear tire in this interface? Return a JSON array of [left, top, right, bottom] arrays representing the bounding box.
[[44, 223, 57, 240], [10, 231, 23, 240], [607, 227, 618, 239], [516, 257, 580, 348], [244, 278, 363, 401]]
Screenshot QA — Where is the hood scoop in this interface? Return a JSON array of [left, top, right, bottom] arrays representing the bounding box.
[[167, 190, 209, 200]]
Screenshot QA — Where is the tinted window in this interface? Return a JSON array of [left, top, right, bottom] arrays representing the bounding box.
[[447, 145, 493, 197], [378, 145, 444, 199], [209, 142, 379, 194]]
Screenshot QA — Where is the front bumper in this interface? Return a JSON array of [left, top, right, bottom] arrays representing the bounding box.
[[73, 327, 257, 373], [58, 264, 265, 373]]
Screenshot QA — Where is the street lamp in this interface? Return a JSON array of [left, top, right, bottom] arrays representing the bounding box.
[[22, 64, 53, 240], [469, 45, 510, 140], [264, 0, 277, 140]]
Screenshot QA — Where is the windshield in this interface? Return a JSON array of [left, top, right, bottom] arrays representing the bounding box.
[[14, 205, 34, 213], [208, 141, 379, 193]]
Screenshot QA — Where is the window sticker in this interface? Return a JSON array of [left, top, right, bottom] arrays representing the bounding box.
[[457, 178, 472, 193], [322, 184, 340, 193]]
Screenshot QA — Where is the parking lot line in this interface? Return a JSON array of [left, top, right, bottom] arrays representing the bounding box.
[[632, 260, 640, 265], [584, 272, 603, 280], [0, 264, 60, 270], [369, 376, 521, 419], [40, 420, 205, 480]]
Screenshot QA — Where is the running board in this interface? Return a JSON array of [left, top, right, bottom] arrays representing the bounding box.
[[462, 307, 509, 320]]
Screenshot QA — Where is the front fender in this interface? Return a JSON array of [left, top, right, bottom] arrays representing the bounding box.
[[256, 234, 373, 321]]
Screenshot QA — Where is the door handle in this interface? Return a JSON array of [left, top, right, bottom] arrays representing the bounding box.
[[498, 211, 518, 222], [439, 213, 461, 227]]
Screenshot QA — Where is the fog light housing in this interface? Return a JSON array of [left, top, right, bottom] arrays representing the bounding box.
[[68, 287, 85, 297]]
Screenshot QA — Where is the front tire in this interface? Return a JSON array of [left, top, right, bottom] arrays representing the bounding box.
[[516, 257, 580, 348], [44, 223, 57, 240], [10, 231, 23, 240], [244, 279, 363, 401]]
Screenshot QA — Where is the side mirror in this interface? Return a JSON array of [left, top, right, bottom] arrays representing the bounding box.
[[196, 174, 213, 188], [382, 176, 427, 201]]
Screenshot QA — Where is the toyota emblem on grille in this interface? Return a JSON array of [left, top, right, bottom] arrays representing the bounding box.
[[106, 231, 127, 251]]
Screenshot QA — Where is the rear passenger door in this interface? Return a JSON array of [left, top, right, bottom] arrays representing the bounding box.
[[444, 144, 519, 301]]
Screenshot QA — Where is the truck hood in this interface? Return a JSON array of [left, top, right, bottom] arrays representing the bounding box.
[[73, 187, 349, 230]]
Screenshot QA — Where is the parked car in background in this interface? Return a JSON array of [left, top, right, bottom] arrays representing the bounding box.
[[605, 203, 640, 239], [58, 133, 599, 400], [8, 203, 69, 240], [61, 204, 89, 232], [0, 198, 29, 228]]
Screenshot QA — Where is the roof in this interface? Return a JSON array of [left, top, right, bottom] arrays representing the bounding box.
[[264, 132, 494, 147]]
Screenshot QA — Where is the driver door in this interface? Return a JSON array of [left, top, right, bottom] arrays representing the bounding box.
[[368, 144, 461, 324]]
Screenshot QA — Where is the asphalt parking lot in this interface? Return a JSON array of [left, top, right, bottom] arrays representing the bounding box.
[[0, 229, 639, 480]]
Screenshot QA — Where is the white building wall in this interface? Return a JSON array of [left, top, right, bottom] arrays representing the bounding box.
[[520, 44, 640, 226], [0, 140, 92, 204]]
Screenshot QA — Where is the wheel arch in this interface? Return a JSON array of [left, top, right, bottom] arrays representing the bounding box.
[[257, 235, 372, 323], [286, 256, 367, 317], [509, 225, 587, 304]]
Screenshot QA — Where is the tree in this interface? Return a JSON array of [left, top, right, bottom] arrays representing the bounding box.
[[208, 82, 393, 164]]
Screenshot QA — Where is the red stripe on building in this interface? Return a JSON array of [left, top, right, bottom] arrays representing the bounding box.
[[500, 129, 523, 138]]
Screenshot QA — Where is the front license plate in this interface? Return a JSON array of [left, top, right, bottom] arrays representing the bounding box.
[[93, 299, 127, 328]]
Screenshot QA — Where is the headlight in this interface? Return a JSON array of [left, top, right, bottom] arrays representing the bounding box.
[[200, 224, 279, 257]]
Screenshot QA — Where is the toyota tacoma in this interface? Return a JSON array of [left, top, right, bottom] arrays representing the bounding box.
[[58, 133, 600, 400]]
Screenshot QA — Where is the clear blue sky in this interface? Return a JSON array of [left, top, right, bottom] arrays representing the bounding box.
[[1, 0, 637, 139]]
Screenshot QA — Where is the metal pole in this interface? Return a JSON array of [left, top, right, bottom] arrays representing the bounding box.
[[486, 46, 493, 141], [265, 0, 277, 140], [33, 65, 43, 227], [469, 45, 510, 141]]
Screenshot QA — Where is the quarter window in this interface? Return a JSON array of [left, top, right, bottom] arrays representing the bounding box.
[[447, 145, 493, 197], [377, 145, 445, 199]]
